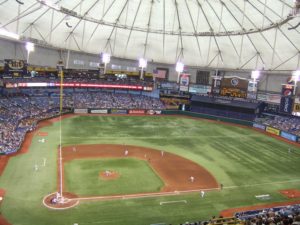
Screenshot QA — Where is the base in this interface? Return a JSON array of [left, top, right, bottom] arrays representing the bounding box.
[[43, 192, 79, 210]]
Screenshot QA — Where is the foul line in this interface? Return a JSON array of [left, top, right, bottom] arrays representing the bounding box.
[[70, 178, 300, 202]]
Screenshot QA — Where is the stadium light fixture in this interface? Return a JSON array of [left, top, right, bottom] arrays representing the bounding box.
[[25, 42, 35, 64], [293, 70, 300, 81], [176, 61, 184, 83], [102, 53, 110, 74], [139, 58, 147, 68], [251, 70, 260, 82], [102, 53, 110, 64], [0, 28, 19, 40], [139, 58, 147, 79]]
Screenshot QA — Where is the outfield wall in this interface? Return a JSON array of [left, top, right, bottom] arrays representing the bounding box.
[[253, 123, 298, 143]]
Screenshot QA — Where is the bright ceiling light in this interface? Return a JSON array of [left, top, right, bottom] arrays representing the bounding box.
[[102, 53, 110, 64], [293, 70, 300, 82], [139, 58, 147, 68], [0, 28, 19, 40], [176, 61, 184, 73], [26, 42, 35, 52], [251, 70, 260, 80]]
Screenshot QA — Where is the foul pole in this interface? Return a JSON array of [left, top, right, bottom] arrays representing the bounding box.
[[58, 66, 64, 201]]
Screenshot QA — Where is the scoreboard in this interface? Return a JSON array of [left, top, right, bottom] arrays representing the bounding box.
[[220, 87, 247, 98], [220, 77, 249, 98]]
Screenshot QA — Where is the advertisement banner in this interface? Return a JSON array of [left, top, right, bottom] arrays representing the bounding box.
[[74, 109, 88, 114], [128, 109, 145, 114], [253, 123, 266, 130], [111, 109, 127, 114], [293, 103, 300, 112], [247, 92, 257, 100], [247, 81, 258, 92], [211, 77, 221, 95], [266, 126, 280, 136], [179, 74, 190, 92], [14, 82, 144, 90], [281, 84, 294, 96], [280, 131, 297, 142], [279, 96, 294, 114], [90, 109, 108, 114], [4, 59, 27, 77], [146, 110, 162, 115]]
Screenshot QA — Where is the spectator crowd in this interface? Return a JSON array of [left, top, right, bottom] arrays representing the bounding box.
[[0, 92, 164, 154], [255, 115, 300, 136]]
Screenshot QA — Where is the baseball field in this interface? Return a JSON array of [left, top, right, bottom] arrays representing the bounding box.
[[0, 114, 300, 225]]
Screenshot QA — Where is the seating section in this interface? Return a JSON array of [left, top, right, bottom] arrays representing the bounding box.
[[191, 105, 256, 121], [255, 115, 300, 136], [0, 92, 164, 154], [235, 204, 300, 225]]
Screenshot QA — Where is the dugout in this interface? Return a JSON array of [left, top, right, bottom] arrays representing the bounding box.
[[190, 95, 263, 121]]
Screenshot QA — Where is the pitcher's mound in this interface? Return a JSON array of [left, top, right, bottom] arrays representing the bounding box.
[[99, 170, 120, 180]]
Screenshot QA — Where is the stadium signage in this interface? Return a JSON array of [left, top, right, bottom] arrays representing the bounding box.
[[294, 103, 300, 112], [253, 123, 265, 130], [279, 96, 294, 114], [74, 109, 88, 114], [111, 109, 127, 114], [90, 109, 108, 114], [13, 82, 145, 90], [128, 110, 145, 114], [280, 131, 297, 142], [146, 110, 162, 115], [265, 126, 280, 136]]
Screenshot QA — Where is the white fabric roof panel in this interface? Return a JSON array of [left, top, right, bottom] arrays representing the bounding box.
[[0, 0, 299, 70]]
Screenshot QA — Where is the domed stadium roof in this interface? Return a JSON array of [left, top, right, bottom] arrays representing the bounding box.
[[0, 0, 299, 70]]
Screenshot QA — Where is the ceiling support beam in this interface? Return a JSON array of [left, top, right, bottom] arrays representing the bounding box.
[[184, 0, 203, 63], [247, 0, 300, 52], [239, 0, 246, 66], [104, 0, 129, 53], [196, 0, 223, 65], [86, 0, 118, 45], [206, 0, 239, 59], [143, 0, 155, 58], [240, 53, 259, 69], [65, 0, 100, 42], [174, 0, 184, 61], [255, 0, 299, 33], [1, 2, 41, 29], [272, 52, 299, 70], [271, 28, 279, 68], [229, 0, 282, 63], [22, 0, 61, 35], [49, 9, 54, 42], [0, 0, 8, 6], [32, 25, 46, 41], [207, 51, 222, 67], [45, 1, 83, 39], [124, 0, 143, 56], [225, 0, 265, 66]]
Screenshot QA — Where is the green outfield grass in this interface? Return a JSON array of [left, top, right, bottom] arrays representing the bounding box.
[[65, 158, 164, 196], [0, 115, 300, 225]]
